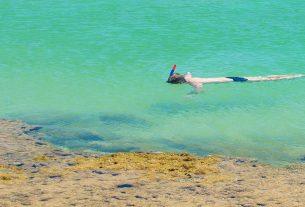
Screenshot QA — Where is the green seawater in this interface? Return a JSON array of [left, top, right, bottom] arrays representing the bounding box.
[[1, 0, 304, 165]]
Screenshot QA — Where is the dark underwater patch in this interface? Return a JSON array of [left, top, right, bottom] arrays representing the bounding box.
[[41, 127, 140, 153], [150, 103, 189, 114], [150, 100, 277, 115], [44, 127, 104, 142], [162, 139, 187, 150], [159, 138, 210, 156], [87, 144, 140, 153], [23, 126, 43, 135], [19, 113, 82, 127], [99, 114, 148, 127]]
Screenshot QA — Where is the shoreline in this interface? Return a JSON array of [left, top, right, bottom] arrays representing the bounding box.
[[1, 119, 305, 206]]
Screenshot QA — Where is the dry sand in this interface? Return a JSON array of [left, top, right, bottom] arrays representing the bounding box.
[[0, 119, 305, 207]]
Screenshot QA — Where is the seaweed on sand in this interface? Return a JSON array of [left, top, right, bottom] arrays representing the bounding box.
[[69, 152, 227, 182], [0, 164, 26, 184]]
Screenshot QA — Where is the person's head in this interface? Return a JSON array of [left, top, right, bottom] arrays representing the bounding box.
[[167, 73, 186, 84]]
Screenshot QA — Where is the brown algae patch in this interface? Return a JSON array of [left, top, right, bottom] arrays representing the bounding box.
[[38, 166, 68, 178], [33, 155, 57, 162], [0, 164, 26, 184], [69, 152, 225, 182]]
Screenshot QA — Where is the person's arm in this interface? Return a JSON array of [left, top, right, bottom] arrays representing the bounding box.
[[188, 82, 203, 94], [184, 72, 203, 93]]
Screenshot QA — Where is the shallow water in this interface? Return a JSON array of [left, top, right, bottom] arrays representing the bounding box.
[[1, 0, 305, 165]]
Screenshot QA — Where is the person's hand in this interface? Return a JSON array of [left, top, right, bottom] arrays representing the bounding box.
[[184, 72, 192, 81]]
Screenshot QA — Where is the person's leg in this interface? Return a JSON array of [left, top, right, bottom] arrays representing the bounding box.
[[245, 74, 304, 82]]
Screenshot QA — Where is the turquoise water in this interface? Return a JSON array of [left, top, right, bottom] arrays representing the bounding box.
[[1, 0, 304, 165]]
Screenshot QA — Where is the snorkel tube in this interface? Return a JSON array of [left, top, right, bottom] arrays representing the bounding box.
[[169, 64, 177, 77]]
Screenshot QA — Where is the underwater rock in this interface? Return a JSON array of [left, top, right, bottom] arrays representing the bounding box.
[[51, 150, 72, 157], [67, 163, 76, 166], [48, 175, 62, 179], [117, 184, 134, 188], [92, 170, 107, 174], [23, 126, 43, 135], [99, 114, 148, 127], [76, 132, 104, 141], [44, 128, 104, 142], [13, 162, 24, 167], [32, 163, 46, 168], [35, 141, 47, 146], [29, 126, 43, 131], [235, 159, 246, 164]]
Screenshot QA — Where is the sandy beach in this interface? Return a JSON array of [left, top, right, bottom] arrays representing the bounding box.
[[0, 119, 305, 207]]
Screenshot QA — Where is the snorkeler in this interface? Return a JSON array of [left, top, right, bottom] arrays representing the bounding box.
[[166, 65, 304, 93]]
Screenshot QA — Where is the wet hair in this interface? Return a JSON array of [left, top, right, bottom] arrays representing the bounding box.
[[167, 73, 186, 84]]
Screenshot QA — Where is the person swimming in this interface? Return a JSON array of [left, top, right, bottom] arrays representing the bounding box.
[[167, 70, 304, 93]]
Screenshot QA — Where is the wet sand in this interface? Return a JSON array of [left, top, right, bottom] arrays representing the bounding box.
[[0, 119, 305, 207]]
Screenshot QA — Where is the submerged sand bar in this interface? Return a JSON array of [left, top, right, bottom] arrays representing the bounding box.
[[0, 119, 305, 207]]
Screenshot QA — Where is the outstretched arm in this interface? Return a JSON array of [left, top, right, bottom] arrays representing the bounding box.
[[188, 82, 203, 94]]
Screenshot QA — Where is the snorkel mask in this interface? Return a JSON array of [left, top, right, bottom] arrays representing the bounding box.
[[167, 64, 186, 84]]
